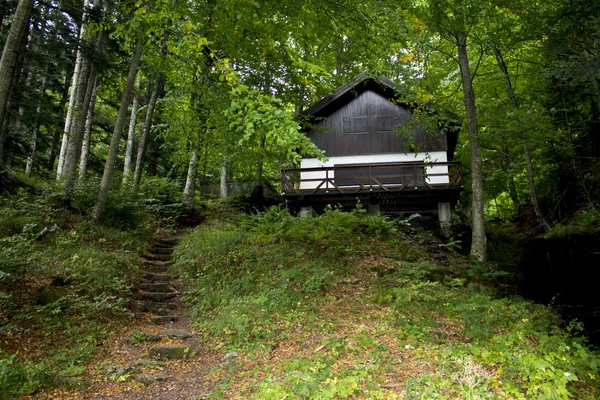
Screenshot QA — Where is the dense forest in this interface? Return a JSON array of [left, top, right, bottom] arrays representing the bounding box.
[[1, 0, 599, 244], [1, 0, 600, 398]]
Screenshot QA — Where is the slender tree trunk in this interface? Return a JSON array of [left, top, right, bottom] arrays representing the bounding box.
[[132, 76, 163, 194], [93, 39, 143, 220], [49, 71, 72, 170], [0, 0, 34, 164], [123, 76, 140, 183], [0, 0, 6, 28], [502, 148, 520, 210], [457, 32, 486, 262], [25, 76, 46, 176], [63, 21, 104, 196], [78, 77, 98, 181], [61, 57, 92, 197], [220, 162, 228, 198], [57, 0, 90, 179], [24, 8, 48, 177], [491, 42, 551, 231], [255, 133, 266, 198], [183, 143, 199, 209]]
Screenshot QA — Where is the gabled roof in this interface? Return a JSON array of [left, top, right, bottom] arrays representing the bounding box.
[[302, 71, 403, 117]]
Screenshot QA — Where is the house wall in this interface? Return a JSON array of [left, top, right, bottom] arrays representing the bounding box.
[[299, 151, 449, 189], [306, 90, 447, 157]]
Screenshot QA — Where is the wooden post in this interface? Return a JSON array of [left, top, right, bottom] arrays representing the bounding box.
[[368, 204, 380, 216], [438, 202, 452, 238], [299, 206, 313, 218]]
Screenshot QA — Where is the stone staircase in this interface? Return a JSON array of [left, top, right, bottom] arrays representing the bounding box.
[[103, 236, 197, 387]]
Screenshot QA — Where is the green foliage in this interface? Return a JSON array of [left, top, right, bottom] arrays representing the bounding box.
[[0, 187, 157, 398], [176, 206, 599, 398], [0, 353, 54, 399], [175, 207, 401, 345], [543, 209, 600, 238]]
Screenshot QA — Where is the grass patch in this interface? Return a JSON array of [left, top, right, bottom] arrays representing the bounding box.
[[177, 206, 600, 399]]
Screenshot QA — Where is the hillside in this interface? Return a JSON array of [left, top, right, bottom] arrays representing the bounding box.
[[3, 202, 598, 399]]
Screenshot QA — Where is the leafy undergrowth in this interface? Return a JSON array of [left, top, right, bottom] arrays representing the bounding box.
[[175, 206, 600, 399], [0, 176, 184, 399], [542, 207, 600, 238]]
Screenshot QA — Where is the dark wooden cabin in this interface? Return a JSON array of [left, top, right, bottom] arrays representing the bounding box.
[[281, 72, 463, 224]]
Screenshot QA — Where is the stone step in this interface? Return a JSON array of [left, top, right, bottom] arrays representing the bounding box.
[[141, 262, 172, 273], [161, 329, 192, 340], [151, 315, 178, 324], [142, 272, 172, 282], [129, 359, 165, 367], [156, 238, 179, 246], [143, 259, 174, 267], [150, 247, 174, 255], [148, 344, 193, 360], [140, 291, 176, 302], [127, 331, 161, 343], [133, 372, 169, 385], [138, 301, 177, 313], [144, 253, 172, 262], [138, 282, 175, 292]]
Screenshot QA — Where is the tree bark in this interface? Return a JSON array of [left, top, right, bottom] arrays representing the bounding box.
[[491, 42, 551, 231], [220, 162, 228, 198], [502, 147, 520, 211], [255, 132, 266, 198], [48, 70, 72, 170], [78, 77, 98, 181], [132, 76, 163, 194], [456, 32, 486, 262], [0, 0, 34, 164], [183, 143, 199, 209], [25, 76, 46, 176], [123, 76, 140, 183], [93, 39, 143, 220], [57, 0, 90, 179]]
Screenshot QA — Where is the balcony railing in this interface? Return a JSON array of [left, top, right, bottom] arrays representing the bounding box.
[[281, 162, 463, 196]]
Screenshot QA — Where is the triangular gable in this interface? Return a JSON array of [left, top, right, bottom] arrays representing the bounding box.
[[303, 72, 403, 117]]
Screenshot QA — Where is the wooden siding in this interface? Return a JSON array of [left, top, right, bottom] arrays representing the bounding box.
[[306, 90, 447, 158]]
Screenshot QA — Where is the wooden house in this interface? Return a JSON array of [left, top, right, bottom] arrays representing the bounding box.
[[281, 73, 463, 228]]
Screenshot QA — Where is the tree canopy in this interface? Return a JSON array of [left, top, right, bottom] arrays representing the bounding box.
[[0, 0, 599, 255]]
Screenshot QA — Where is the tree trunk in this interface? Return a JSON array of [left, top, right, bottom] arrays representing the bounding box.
[[61, 58, 92, 196], [255, 132, 266, 198], [48, 70, 72, 170], [25, 76, 46, 176], [57, 0, 90, 179], [183, 144, 199, 209], [491, 42, 551, 231], [93, 39, 143, 220], [502, 148, 520, 211], [62, 11, 105, 195], [123, 76, 140, 183], [132, 76, 163, 194], [78, 77, 98, 181], [24, 7, 48, 177], [0, 0, 34, 164], [220, 162, 228, 198], [456, 32, 486, 262]]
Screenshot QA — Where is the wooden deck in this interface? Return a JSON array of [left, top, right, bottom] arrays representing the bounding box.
[[281, 162, 462, 195], [281, 162, 463, 213]]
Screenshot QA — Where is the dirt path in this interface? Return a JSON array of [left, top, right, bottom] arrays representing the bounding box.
[[40, 235, 221, 400]]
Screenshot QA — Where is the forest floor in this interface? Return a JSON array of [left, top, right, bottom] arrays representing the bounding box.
[[2, 203, 598, 399], [24, 207, 600, 399]]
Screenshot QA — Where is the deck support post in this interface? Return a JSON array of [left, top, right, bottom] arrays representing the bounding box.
[[368, 204, 380, 216], [299, 206, 313, 218], [438, 202, 452, 237]]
